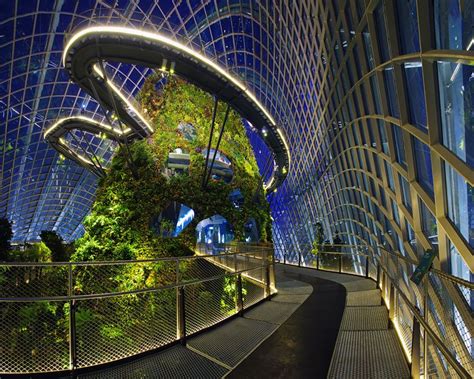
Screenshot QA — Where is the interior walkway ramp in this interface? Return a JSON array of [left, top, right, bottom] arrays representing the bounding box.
[[77, 265, 410, 378]]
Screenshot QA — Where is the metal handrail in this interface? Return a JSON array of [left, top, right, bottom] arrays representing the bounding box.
[[0, 246, 275, 374], [376, 245, 474, 289], [375, 255, 471, 379], [0, 247, 268, 267], [278, 245, 472, 378]]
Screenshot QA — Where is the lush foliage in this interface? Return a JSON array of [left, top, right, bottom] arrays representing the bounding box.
[[74, 76, 271, 261], [0, 78, 272, 369], [40, 230, 69, 262]]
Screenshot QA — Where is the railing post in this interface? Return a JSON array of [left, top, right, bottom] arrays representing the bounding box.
[[265, 260, 271, 298], [423, 277, 428, 378], [365, 256, 369, 278], [236, 273, 243, 315], [68, 263, 77, 371], [381, 271, 386, 305], [283, 253, 286, 265], [338, 253, 342, 273], [411, 314, 421, 379], [298, 251, 301, 267], [176, 259, 186, 344], [177, 286, 186, 345]]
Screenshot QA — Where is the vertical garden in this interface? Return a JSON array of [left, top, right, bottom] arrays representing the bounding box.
[[0, 75, 272, 371]]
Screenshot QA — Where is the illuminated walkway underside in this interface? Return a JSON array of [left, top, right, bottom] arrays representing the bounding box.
[[46, 26, 289, 191]]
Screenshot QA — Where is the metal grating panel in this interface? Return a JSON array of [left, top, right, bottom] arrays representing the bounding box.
[[77, 345, 228, 379], [75, 289, 177, 369], [187, 317, 277, 367], [275, 279, 313, 295], [340, 306, 388, 331], [328, 330, 410, 379], [242, 270, 266, 309], [341, 279, 377, 292], [184, 277, 237, 336], [243, 300, 301, 325], [270, 293, 310, 304], [0, 301, 69, 373], [346, 289, 381, 307]]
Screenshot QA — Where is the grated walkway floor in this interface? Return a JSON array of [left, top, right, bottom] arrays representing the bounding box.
[[76, 265, 410, 378], [77, 267, 312, 378]]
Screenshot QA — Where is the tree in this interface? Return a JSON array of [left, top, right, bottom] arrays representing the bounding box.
[[311, 222, 325, 255], [0, 218, 13, 261], [40, 230, 68, 262]]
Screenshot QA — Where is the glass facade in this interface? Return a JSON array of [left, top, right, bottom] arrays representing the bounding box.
[[0, 2, 472, 367]]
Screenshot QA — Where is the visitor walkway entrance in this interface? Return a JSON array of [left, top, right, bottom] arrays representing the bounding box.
[[79, 264, 410, 378]]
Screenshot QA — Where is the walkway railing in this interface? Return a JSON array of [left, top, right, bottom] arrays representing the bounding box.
[[277, 245, 473, 379], [0, 246, 275, 374]]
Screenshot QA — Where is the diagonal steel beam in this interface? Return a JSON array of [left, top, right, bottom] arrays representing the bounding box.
[[202, 96, 219, 188], [204, 104, 231, 188]]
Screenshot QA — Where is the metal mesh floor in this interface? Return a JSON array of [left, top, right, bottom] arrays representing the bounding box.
[[276, 279, 314, 295], [270, 293, 311, 303], [317, 271, 410, 379], [77, 345, 228, 379], [341, 279, 377, 292], [187, 315, 278, 367], [346, 289, 381, 306], [327, 330, 410, 379], [340, 306, 389, 331], [244, 300, 301, 325]]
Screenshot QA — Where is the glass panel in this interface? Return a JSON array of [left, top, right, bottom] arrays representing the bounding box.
[[384, 160, 395, 191], [438, 61, 474, 167], [413, 138, 434, 197], [392, 199, 400, 226], [434, 0, 474, 50], [370, 75, 382, 114], [384, 67, 400, 118], [445, 162, 474, 248], [420, 199, 437, 245], [400, 174, 412, 212], [404, 62, 427, 131], [392, 124, 407, 168], [449, 242, 473, 308], [374, 2, 390, 62], [395, 0, 420, 53], [377, 119, 389, 155], [362, 27, 375, 70]]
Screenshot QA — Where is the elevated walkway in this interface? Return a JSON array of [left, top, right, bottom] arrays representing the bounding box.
[[79, 265, 410, 378]]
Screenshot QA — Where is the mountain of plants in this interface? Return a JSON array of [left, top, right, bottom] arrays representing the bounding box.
[[73, 75, 271, 261]]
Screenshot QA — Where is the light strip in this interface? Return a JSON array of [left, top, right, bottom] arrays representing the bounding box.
[[276, 127, 291, 168], [63, 26, 276, 126], [44, 116, 131, 139], [61, 25, 288, 190], [264, 175, 275, 191], [92, 65, 154, 133], [393, 317, 412, 363], [58, 138, 94, 165]]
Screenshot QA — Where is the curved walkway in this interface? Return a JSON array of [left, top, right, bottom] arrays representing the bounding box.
[[279, 266, 411, 378], [78, 265, 410, 378], [46, 26, 289, 192]]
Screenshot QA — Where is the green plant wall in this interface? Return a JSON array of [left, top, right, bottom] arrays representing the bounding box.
[[74, 76, 271, 261]]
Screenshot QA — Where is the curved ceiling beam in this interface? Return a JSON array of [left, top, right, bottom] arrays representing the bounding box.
[[49, 26, 289, 191]]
